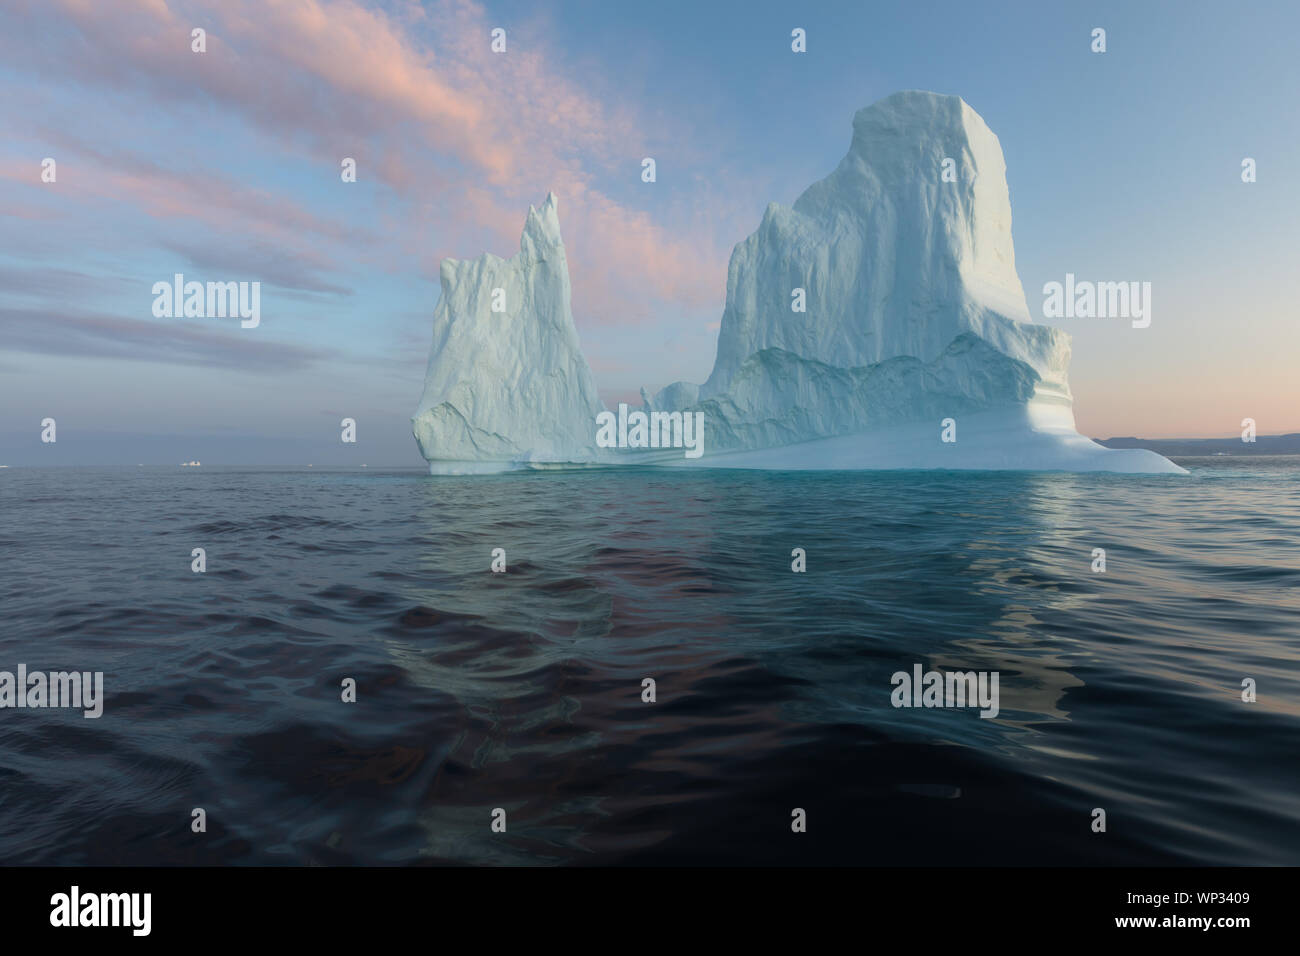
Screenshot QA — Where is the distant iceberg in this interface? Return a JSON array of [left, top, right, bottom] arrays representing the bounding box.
[[413, 90, 1184, 475]]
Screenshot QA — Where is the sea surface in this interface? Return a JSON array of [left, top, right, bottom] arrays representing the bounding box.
[[2, 459, 1298, 866]]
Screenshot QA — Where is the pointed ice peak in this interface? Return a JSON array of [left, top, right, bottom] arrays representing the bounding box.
[[413, 190, 602, 468], [522, 191, 563, 259]]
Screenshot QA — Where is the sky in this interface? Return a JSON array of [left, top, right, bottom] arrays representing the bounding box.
[[1, 0, 1297, 465]]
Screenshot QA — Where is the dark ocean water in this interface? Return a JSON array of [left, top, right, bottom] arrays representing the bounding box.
[[2, 459, 1298, 866]]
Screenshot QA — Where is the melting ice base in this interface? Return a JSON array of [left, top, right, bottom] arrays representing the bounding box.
[[428, 406, 1182, 475], [412, 91, 1185, 476], [664, 404, 1184, 473]]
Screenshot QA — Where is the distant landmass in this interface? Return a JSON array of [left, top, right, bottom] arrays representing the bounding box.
[[1097, 434, 1300, 456]]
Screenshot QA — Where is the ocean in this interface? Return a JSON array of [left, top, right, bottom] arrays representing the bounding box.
[[2, 459, 1298, 865]]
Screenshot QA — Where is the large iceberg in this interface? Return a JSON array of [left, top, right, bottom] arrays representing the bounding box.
[[413, 91, 1183, 474]]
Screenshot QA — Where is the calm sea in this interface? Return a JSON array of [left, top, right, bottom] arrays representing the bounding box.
[[2, 459, 1298, 865]]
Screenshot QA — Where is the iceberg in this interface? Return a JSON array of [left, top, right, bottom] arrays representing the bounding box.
[[413, 91, 1184, 475], [412, 193, 607, 473]]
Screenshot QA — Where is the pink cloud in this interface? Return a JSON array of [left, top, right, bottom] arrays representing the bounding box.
[[6, 0, 730, 328], [0, 134, 366, 290]]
